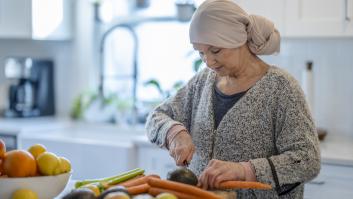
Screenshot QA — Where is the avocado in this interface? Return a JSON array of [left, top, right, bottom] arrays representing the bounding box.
[[62, 188, 96, 199], [167, 168, 198, 186]]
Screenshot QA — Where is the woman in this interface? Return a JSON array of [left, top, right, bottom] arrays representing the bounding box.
[[145, 0, 320, 198]]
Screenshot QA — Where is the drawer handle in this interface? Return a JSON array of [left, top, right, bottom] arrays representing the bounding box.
[[345, 0, 351, 21]]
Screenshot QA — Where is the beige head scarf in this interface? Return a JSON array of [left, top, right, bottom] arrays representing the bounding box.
[[189, 0, 280, 55]]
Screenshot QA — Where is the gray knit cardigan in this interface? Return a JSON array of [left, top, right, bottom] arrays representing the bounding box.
[[145, 66, 321, 198]]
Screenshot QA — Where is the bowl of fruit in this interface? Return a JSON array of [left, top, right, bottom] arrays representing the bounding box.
[[0, 140, 72, 199]]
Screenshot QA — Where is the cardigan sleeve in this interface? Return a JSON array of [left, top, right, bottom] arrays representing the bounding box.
[[145, 72, 202, 148], [249, 77, 321, 194]]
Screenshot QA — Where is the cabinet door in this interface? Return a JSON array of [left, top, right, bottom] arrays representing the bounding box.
[[305, 164, 353, 198], [19, 137, 136, 180], [285, 0, 352, 37], [0, 0, 72, 40], [137, 145, 177, 178], [345, 0, 353, 35], [235, 0, 285, 35], [0, 0, 32, 38]]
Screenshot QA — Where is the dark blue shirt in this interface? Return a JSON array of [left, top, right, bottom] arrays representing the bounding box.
[[213, 85, 247, 129]]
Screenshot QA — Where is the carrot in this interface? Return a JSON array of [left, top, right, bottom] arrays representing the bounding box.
[[148, 187, 201, 199], [119, 174, 160, 188], [147, 177, 222, 199], [219, 181, 272, 190], [127, 183, 150, 195]]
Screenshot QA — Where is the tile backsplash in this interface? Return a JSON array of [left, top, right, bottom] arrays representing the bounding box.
[[263, 38, 353, 138]]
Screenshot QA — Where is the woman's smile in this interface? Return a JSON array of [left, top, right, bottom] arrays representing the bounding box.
[[213, 66, 223, 72]]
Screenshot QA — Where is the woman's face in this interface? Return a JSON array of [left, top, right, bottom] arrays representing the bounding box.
[[193, 43, 249, 77]]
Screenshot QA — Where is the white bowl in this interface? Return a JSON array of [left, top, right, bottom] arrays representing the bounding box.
[[0, 172, 71, 199]]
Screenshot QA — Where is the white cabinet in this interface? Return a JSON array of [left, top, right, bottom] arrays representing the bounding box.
[[0, 0, 72, 40], [0, 0, 31, 38], [285, 0, 353, 37], [231, 0, 353, 37], [305, 164, 353, 198], [136, 144, 177, 179], [19, 137, 136, 180], [235, 0, 285, 36]]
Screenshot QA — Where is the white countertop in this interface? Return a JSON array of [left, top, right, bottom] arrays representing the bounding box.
[[18, 121, 148, 147], [0, 117, 71, 135]]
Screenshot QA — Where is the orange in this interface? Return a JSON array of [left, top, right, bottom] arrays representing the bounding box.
[[0, 159, 4, 176], [3, 150, 37, 177], [0, 139, 5, 159]]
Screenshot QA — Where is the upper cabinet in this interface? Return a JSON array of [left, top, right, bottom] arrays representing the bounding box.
[[285, 0, 353, 37], [229, 0, 353, 37], [235, 0, 285, 36], [0, 0, 72, 40]]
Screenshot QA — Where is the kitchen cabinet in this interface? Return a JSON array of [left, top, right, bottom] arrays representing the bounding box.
[[136, 144, 177, 178], [285, 0, 353, 37], [230, 0, 353, 37], [0, 0, 72, 40], [305, 164, 353, 198], [234, 0, 285, 35], [19, 136, 136, 180]]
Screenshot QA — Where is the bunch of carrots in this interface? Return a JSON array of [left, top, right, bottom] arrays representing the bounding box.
[[75, 168, 272, 199], [115, 173, 272, 199]]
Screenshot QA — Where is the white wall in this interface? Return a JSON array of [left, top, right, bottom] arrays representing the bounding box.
[[263, 38, 353, 138]]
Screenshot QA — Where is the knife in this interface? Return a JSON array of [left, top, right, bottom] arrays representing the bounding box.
[[183, 160, 190, 167]]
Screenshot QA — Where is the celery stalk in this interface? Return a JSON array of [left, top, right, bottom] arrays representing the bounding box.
[[107, 168, 145, 185], [75, 168, 144, 188]]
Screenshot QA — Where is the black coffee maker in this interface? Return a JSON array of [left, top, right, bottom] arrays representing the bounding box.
[[3, 57, 55, 117]]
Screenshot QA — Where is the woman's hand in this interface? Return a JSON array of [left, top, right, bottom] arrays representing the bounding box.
[[168, 131, 195, 166], [198, 159, 245, 190]]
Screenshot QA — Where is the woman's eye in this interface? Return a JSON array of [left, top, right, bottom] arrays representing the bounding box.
[[211, 49, 221, 54]]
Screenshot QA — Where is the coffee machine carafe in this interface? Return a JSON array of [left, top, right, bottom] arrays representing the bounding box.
[[3, 57, 55, 117]]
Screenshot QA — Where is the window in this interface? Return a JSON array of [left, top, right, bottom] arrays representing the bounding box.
[[102, 0, 198, 103]]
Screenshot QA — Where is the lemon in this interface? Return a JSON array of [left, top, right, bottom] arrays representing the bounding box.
[[36, 152, 60, 175], [12, 189, 38, 199], [28, 144, 47, 159], [59, 157, 71, 173], [53, 156, 72, 175]]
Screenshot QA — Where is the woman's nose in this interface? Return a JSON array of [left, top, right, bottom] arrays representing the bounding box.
[[203, 54, 216, 66]]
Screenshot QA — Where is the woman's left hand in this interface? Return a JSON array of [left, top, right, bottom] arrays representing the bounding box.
[[198, 159, 245, 190]]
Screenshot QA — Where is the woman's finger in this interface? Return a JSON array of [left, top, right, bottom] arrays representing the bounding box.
[[209, 169, 222, 189], [186, 146, 195, 163], [198, 171, 208, 189], [214, 174, 225, 189]]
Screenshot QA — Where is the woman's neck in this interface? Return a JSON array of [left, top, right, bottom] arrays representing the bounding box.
[[217, 56, 269, 95]]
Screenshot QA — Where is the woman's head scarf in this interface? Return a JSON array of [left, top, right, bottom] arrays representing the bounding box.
[[189, 0, 280, 55]]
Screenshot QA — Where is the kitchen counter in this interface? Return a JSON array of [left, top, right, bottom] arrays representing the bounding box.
[[0, 117, 71, 135]]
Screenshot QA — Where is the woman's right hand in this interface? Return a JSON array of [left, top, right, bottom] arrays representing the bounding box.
[[168, 131, 195, 166]]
